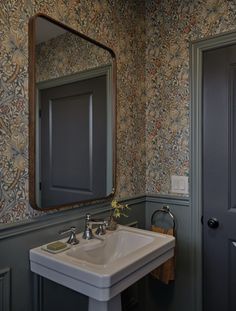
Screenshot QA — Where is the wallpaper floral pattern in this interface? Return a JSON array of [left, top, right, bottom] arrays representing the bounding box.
[[145, 0, 236, 194], [1, 0, 236, 224], [36, 31, 112, 82], [0, 0, 146, 223]]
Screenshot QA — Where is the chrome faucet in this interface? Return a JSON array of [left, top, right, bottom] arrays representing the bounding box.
[[59, 226, 79, 245], [82, 213, 108, 240]]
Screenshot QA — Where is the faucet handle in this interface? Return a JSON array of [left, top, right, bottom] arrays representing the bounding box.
[[59, 226, 76, 235], [95, 224, 106, 235], [85, 213, 92, 222], [59, 226, 79, 245], [103, 219, 109, 227]]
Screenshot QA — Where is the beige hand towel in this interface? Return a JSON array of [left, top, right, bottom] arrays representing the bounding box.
[[150, 226, 175, 284]]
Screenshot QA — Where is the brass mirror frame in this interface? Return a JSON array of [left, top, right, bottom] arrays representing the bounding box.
[[28, 13, 117, 211]]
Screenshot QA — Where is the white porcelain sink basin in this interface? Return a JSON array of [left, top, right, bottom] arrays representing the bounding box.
[[30, 225, 175, 311], [66, 229, 154, 266]]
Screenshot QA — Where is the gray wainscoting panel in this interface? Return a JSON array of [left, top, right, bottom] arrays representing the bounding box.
[[145, 195, 191, 311], [0, 195, 191, 311], [0, 267, 10, 311], [118, 195, 146, 229], [0, 198, 145, 311]]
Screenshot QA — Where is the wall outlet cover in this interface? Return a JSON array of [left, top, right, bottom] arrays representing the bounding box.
[[171, 175, 189, 194]]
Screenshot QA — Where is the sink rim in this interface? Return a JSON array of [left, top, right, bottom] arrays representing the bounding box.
[[30, 225, 175, 289]]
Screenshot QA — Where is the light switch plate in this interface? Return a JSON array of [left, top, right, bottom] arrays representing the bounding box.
[[171, 175, 189, 194]]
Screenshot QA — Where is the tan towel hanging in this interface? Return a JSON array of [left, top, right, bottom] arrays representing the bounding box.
[[150, 226, 175, 284]]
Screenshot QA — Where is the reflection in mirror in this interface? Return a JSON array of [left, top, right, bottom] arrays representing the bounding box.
[[29, 14, 116, 210]]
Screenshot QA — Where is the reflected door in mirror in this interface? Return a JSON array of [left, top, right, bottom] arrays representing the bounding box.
[[39, 76, 107, 208]]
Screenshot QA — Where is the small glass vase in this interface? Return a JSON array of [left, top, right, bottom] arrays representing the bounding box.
[[107, 215, 118, 231]]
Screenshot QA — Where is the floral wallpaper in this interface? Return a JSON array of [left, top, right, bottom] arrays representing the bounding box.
[[1, 0, 236, 224], [36, 31, 112, 82], [145, 0, 236, 195], [0, 0, 146, 223]]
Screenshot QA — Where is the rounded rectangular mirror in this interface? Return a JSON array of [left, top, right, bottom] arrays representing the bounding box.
[[29, 14, 116, 210]]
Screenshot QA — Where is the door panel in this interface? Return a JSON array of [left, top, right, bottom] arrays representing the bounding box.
[[203, 45, 236, 311], [50, 94, 92, 191], [40, 75, 107, 207]]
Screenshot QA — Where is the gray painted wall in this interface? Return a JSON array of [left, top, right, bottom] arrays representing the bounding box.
[[0, 195, 191, 311]]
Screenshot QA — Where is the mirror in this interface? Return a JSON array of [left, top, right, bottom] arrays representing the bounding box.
[[29, 14, 116, 210]]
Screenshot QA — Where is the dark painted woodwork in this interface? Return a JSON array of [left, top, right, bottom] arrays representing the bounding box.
[[0, 268, 10, 311], [40, 76, 107, 208], [203, 45, 236, 311], [145, 197, 192, 311]]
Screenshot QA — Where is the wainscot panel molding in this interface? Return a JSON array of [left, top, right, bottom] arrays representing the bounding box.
[[0, 198, 145, 311], [0, 267, 11, 311], [32, 274, 43, 311], [145, 194, 192, 311], [145, 194, 189, 206], [0, 195, 192, 311]]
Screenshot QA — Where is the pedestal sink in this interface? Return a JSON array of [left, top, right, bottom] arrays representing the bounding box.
[[30, 225, 175, 311]]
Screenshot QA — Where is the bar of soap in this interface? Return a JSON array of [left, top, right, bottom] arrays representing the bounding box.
[[47, 241, 67, 251]]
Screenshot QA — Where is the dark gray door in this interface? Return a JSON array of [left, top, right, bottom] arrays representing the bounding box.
[[40, 75, 107, 208], [203, 45, 236, 311]]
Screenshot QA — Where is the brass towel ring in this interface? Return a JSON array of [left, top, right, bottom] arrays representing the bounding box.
[[151, 205, 175, 230]]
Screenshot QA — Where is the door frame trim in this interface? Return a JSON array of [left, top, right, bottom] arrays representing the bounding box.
[[190, 30, 236, 311]]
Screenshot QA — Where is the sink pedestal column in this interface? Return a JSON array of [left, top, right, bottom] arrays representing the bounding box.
[[88, 294, 121, 311]]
